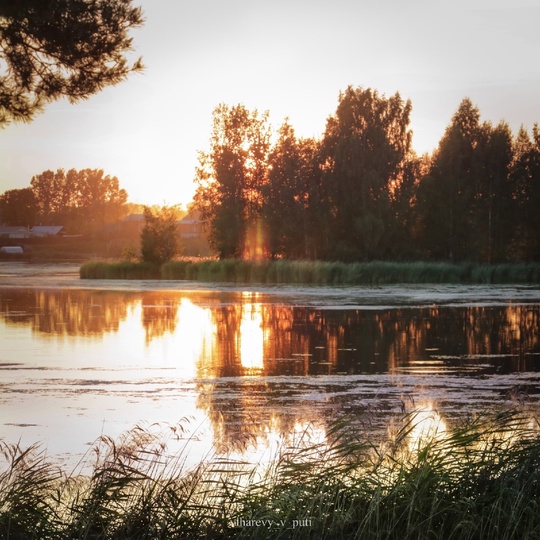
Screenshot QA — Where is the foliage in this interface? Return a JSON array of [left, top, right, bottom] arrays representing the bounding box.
[[4, 85, 540, 262], [416, 99, 515, 262], [194, 104, 272, 259], [1, 409, 540, 539], [320, 86, 413, 261], [26, 168, 128, 232], [509, 125, 540, 260], [262, 121, 315, 259], [192, 89, 540, 263], [0, 0, 143, 125], [0, 187, 37, 226], [140, 206, 180, 264]]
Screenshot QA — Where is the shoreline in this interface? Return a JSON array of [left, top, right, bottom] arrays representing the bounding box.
[[79, 259, 540, 285]]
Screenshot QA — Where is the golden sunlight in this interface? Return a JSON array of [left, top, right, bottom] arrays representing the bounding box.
[[239, 300, 264, 371], [175, 299, 214, 377], [243, 217, 269, 260], [408, 403, 447, 453]]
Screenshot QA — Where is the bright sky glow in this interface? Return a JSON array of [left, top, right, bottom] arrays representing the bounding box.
[[1, 0, 539, 205]]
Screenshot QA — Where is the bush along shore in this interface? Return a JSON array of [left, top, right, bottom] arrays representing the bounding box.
[[1, 409, 540, 540], [80, 259, 540, 285]]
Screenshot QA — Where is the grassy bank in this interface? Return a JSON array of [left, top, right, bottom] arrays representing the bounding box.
[[1, 409, 539, 539], [80, 259, 540, 284]]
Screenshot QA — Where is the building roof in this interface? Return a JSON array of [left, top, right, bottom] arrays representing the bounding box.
[[31, 226, 64, 236], [123, 213, 145, 222], [179, 210, 204, 225], [0, 226, 31, 237]]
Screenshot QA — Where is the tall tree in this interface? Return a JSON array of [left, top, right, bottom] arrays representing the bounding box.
[[0, 187, 38, 225], [320, 86, 412, 260], [509, 125, 540, 260], [387, 152, 427, 259], [29, 169, 66, 222], [75, 168, 128, 228], [473, 121, 514, 262], [194, 104, 271, 259], [416, 98, 484, 260], [0, 0, 143, 125], [262, 121, 312, 259]]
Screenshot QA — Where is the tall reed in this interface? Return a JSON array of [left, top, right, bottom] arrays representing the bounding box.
[[1, 409, 539, 539]]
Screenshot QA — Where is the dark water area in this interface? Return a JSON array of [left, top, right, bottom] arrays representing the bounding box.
[[1, 263, 540, 468]]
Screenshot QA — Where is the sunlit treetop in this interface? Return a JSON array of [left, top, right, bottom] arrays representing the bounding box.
[[0, 0, 144, 126]]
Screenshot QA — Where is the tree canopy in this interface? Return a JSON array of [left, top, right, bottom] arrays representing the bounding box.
[[0, 0, 143, 125], [194, 104, 272, 259], [193, 88, 540, 263], [0, 167, 132, 232]]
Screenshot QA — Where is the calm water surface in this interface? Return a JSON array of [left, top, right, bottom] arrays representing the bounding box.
[[1, 262, 540, 469]]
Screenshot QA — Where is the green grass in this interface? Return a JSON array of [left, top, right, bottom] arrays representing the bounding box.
[[80, 259, 540, 284], [1, 409, 540, 539]]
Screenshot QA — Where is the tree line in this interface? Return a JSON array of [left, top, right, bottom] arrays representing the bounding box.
[[0, 168, 128, 233], [194, 86, 540, 263]]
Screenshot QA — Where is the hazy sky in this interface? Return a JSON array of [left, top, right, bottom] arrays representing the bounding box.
[[1, 0, 539, 206]]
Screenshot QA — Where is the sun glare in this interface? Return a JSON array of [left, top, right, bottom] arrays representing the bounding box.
[[408, 403, 447, 453], [175, 299, 214, 377], [243, 217, 269, 260], [239, 300, 265, 371]]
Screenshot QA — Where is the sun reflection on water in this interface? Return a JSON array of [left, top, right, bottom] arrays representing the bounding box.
[[175, 299, 214, 378], [239, 300, 265, 371], [407, 403, 447, 453], [226, 415, 328, 479]]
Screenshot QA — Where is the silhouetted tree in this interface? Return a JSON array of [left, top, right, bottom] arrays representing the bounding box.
[[0, 0, 143, 125], [0, 187, 38, 225], [386, 152, 427, 259], [509, 125, 540, 260], [30, 168, 127, 230], [262, 121, 313, 259], [194, 104, 271, 259], [192, 90, 539, 263], [416, 98, 483, 260], [473, 121, 514, 262], [320, 86, 412, 260]]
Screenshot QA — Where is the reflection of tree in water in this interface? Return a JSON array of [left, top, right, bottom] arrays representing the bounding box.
[[0, 289, 134, 336], [196, 380, 324, 454], [192, 300, 540, 451], [140, 293, 179, 343]]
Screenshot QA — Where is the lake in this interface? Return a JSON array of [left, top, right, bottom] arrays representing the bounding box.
[[1, 262, 540, 470]]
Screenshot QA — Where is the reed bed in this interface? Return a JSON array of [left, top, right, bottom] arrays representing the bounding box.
[[1, 409, 540, 539], [81, 259, 540, 284], [80, 261, 161, 280]]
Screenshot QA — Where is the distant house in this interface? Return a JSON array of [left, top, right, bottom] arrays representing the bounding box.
[[31, 226, 64, 237], [0, 225, 67, 240], [0, 226, 31, 239], [177, 211, 205, 239], [123, 213, 145, 223], [121, 213, 145, 236]]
